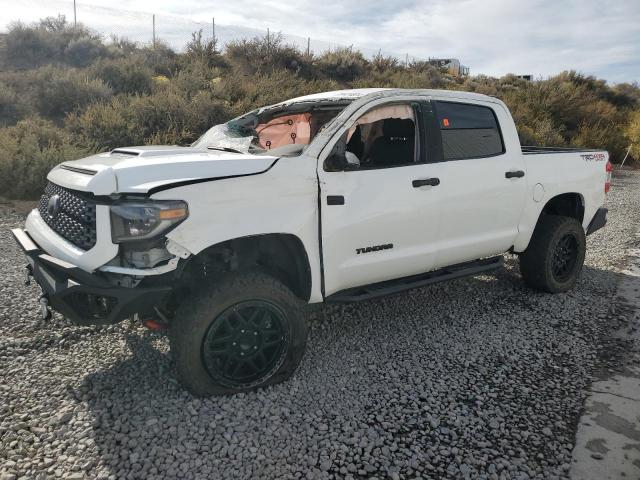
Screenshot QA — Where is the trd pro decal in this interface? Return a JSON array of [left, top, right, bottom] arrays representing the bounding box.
[[580, 153, 606, 162]]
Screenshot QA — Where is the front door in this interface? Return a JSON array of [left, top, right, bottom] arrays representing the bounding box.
[[317, 100, 442, 297]]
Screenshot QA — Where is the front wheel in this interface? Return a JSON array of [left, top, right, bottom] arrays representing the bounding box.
[[170, 271, 308, 396], [519, 215, 586, 293]]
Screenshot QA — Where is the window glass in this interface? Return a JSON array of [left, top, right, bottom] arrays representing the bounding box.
[[435, 101, 504, 160], [344, 104, 417, 168]]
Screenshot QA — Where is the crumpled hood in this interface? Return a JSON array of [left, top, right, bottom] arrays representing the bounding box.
[[47, 146, 278, 195]]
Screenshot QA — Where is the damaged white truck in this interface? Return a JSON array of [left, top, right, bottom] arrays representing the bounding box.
[[12, 88, 611, 396]]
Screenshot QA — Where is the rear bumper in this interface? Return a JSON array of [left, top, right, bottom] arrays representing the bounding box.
[[586, 207, 608, 236], [12, 228, 171, 325]]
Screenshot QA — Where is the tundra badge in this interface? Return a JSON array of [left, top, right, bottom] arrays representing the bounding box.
[[356, 244, 394, 255]]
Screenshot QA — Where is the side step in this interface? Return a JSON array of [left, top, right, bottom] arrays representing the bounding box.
[[326, 256, 504, 303]]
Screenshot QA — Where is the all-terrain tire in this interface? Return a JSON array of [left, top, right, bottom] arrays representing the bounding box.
[[519, 215, 586, 293], [170, 270, 308, 396]]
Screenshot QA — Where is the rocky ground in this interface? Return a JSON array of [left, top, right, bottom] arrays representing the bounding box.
[[1, 171, 639, 480]]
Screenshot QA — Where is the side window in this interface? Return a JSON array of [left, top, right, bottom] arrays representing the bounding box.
[[344, 104, 418, 169], [435, 101, 504, 160]]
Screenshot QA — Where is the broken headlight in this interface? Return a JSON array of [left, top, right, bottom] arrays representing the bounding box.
[[110, 200, 188, 243]]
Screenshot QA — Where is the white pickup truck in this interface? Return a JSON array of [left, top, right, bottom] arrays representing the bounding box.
[[13, 88, 611, 396]]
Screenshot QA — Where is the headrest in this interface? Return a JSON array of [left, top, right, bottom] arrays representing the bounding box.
[[383, 118, 414, 138]]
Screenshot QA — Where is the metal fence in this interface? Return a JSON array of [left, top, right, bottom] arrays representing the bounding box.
[[5, 0, 419, 62]]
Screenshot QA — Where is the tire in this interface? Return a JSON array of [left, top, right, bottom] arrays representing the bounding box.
[[170, 270, 308, 396], [519, 215, 586, 293]]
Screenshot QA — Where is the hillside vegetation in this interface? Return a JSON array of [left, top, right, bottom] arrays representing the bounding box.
[[0, 16, 638, 199]]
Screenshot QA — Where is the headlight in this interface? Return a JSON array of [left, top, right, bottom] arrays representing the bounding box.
[[110, 200, 188, 243]]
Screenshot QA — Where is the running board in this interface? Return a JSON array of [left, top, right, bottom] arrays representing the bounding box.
[[326, 256, 504, 303]]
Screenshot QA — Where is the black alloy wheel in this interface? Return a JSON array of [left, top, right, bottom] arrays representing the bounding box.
[[202, 300, 289, 388], [551, 233, 579, 282]]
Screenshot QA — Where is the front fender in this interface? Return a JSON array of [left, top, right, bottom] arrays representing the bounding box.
[[153, 156, 324, 303]]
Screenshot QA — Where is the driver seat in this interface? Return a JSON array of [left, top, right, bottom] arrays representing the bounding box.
[[366, 118, 415, 167]]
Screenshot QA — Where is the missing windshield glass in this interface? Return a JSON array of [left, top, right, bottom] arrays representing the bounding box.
[[193, 101, 350, 156]]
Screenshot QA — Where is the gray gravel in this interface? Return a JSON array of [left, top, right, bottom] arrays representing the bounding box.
[[1, 171, 639, 480]]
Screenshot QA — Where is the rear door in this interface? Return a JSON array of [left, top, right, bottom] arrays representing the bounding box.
[[429, 99, 528, 267]]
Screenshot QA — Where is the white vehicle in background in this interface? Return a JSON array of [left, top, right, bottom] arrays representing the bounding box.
[[13, 88, 611, 396]]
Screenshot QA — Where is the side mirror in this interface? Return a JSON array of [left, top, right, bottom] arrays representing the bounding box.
[[324, 132, 360, 171], [325, 153, 348, 172], [345, 151, 360, 169]]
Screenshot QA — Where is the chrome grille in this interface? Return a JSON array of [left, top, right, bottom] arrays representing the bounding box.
[[37, 182, 98, 250]]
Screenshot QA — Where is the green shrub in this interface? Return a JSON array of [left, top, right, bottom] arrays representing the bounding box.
[[0, 82, 23, 126], [515, 118, 565, 147], [5, 16, 105, 69], [184, 30, 227, 70], [5, 22, 58, 69], [140, 41, 180, 77], [625, 110, 640, 163], [213, 70, 338, 115], [370, 53, 400, 72], [107, 36, 140, 56], [91, 57, 153, 95], [69, 90, 232, 149], [66, 97, 139, 150], [65, 37, 111, 67], [353, 68, 444, 89], [32, 66, 113, 119], [612, 83, 640, 109], [0, 118, 89, 199], [571, 99, 629, 158], [128, 89, 230, 145], [226, 33, 313, 77], [170, 64, 216, 99], [316, 47, 368, 82]]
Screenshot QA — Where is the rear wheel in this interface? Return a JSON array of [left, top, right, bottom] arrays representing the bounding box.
[[170, 271, 308, 396], [519, 215, 586, 293]]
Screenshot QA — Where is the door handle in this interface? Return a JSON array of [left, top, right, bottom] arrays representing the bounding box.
[[505, 170, 525, 179], [326, 195, 345, 205], [412, 178, 440, 187]]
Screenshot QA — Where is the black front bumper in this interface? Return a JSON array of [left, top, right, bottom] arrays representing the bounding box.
[[12, 228, 172, 325]]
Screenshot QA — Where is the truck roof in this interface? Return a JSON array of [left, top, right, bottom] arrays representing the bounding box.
[[278, 88, 497, 105]]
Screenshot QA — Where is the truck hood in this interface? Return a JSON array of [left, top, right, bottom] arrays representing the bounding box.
[[47, 146, 278, 195]]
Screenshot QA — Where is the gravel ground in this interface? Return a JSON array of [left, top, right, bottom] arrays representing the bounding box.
[[1, 171, 639, 480]]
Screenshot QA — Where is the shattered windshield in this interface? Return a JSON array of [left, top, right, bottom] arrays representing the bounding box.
[[192, 100, 351, 156], [192, 122, 256, 153]]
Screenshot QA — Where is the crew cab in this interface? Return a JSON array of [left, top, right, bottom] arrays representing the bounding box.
[[12, 88, 611, 396]]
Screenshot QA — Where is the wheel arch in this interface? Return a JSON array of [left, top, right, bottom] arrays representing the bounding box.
[[538, 192, 585, 224], [515, 191, 586, 253], [176, 233, 313, 302]]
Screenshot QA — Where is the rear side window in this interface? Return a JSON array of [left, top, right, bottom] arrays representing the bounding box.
[[435, 101, 504, 160]]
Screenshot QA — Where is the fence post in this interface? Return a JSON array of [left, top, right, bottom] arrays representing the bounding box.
[[212, 17, 217, 53], [152, 14, 156, 48], [307, 37, 310, 56], [620, 145, 633, 168], [73, 0, 77, 27]]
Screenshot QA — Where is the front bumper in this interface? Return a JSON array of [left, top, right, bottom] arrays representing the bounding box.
[[12, 228, 172, 325]]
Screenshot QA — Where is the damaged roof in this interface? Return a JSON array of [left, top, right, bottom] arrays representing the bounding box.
[[272, 88, 498, 107]]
